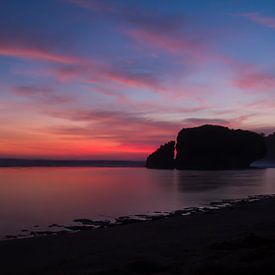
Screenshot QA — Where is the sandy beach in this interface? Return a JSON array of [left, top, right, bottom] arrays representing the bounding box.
[[1, 196, 275, 274]]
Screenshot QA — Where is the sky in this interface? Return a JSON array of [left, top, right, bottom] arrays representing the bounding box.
[[1, 0, 275, 160]]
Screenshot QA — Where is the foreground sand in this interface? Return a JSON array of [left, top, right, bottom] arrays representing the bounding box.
[[1, 197, 275, 274]]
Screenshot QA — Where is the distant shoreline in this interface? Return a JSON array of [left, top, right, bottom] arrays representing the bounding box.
[[1, 158, 274, 168], [0, 158, 145, 167]]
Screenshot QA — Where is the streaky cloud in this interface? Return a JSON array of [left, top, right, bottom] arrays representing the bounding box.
[[12, 85, 72, 104], [233, 12, 275, 29], [0, 46, 82, 64]]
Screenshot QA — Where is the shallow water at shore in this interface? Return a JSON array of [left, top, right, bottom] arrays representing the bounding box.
[[0, 167, 275, 239]]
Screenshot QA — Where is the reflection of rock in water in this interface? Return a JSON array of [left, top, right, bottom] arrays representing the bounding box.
[[175, 169, 266, 192]]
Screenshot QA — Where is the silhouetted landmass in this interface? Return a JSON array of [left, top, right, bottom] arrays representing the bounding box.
[[146, 124, 266, 170], [265, 133, 275, 161], [146, 141, 175, 169], [0, 159, 145, 167], [176, 125, 266, 169]]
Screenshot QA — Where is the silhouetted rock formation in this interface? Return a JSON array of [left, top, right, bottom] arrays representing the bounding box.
[[176, 125, 266, 169], [265, 133, 275, 161], [146, 125, 266, 170], [146, 141, 175, 169]]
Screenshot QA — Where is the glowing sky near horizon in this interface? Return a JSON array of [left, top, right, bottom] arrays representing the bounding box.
[[1, 0, 275, 160]]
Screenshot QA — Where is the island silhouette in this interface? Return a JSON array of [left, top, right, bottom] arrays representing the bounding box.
[[1, 124, 274, 169], [146, 125, 267, 170]]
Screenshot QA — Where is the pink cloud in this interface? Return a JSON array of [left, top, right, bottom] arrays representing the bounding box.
[[90, 86, 130, 103], [11, 58, 170, 96], [125, 29, 206, 60], [182, 118, 230, 126], [66, 0, 212, 63], [235, 12, 275, 29], [245, 100, 275, 111], [56, 65, 85, 81], [123, 27, 243, 71], [66, 0, 116, 13], [0, 46, 82, 64], [12, 85, 72, 104], [233, 70, 275, 90], [46, 108, 253, 147], [10, 53, 168, 95], [181, 115, 255, 130], [48, 109, 180, 135], [56, 62, 171, 94], [66, 0, 186, 36], [103, 69, 165, 92], [64, 0, 252, 87]]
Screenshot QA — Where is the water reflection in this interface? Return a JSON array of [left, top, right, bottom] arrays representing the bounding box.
[[175, 169, 267, 192], [0, 167, 274, 238]]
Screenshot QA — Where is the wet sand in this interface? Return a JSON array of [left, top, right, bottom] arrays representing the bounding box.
[[1, 197, 275, 274]]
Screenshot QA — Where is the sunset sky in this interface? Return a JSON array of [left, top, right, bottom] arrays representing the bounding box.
[[1, 0, 275, 160]]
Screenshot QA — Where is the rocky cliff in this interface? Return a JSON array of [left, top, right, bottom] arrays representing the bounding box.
[[175, 125, 266, 169], [146, 125, 266, 170], [146, 141, 175, 169]]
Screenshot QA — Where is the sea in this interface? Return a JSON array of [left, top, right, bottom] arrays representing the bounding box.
[[0, 166, 275, 239]]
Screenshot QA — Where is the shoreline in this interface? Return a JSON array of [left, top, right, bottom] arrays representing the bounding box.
[[0, 159, 145, 168], [2, 195, 275, 274], [2, 193, 275, 241]]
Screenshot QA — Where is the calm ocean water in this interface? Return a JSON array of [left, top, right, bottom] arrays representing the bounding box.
[[0, 167, 275, 238]]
